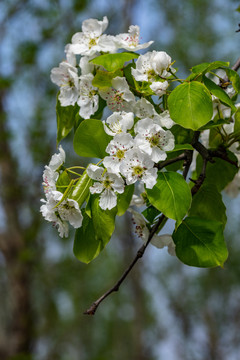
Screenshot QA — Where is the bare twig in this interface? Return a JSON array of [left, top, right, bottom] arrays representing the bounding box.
[[84, 214, 166, 315], [157, 152, 187, 170]]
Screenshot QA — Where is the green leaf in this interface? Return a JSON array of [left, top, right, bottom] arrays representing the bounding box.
[[90, 52, 139, 72], [224, 68, 240, 93], [189, 184, 227, 227], [70, 170, 92, 207], [56, 96, 78, 145], [142, 206, 160, 223], [168, 81, 213, 130], [117, 184, 134, 216], [73, 119, 112, 158], [90, 195, 117, 246], [167, 143, 194, 152], [170, 125, 194, 144], [123, 63, 136, 88], [145, 171, 192, 222], [203, 76, 236, 112], [56, 170, 71, 194], [199, 118, 229, 130], [191, 61, 229, 76], [173, 217, 228, 268], [92, 69, 122, 88], [195, 150, 238, 191], [73, 211, 103, 264], [209, 127, 223, 148], [234, 107, 240, 135]]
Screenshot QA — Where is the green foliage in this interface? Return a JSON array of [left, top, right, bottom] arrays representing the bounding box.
[[117, 185, 134, 216], [92, 69, 123, 88], [73, 119, 112, 158], [191, 61, 229, 76], [145, 172, 192, 222], [56, 97, 79, 145], [173, 217, 228, 268], [168, 81, 213, 130], [189, 184, 227, 227], [70, 170, 92, 207], [195, 151, 238, 191], [90, 52, 139, 72], [203, 76, 236, 112]]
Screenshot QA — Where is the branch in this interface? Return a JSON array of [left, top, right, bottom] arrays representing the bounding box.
[[157, 152, 187, 170], [84, 214, 166, 315]]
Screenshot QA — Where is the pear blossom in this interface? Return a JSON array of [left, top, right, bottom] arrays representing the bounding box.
[[103, 133, 134, 173], [42, 146, 66, 194], [150, 80, 169, 96], [120, 148, 157, 189], [134, 118, 175, 162], [78, 73, 99, 119], [128, 208, 176, 255], [79, 56, 95, 75], [135, 98, 174, 129], [115, 25, 153, 51], [68, 16, 117, 56], [50, 61, 79, 106], [87, 164, 125, 210], [131, 51, 173, 82], [64, 44, 77, 66], [103, 111, 134, 136], [40, 191, 83, 238], [99, 77, 136, 112]]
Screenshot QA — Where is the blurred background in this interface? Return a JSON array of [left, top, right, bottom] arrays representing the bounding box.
[[0, 0, 240, 359]]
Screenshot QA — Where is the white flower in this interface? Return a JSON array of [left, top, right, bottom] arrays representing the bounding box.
[[78, 73, 99, 119], [130, 194, 146, 207], [50, 61, 79, 106], [99, 77, 136, 112], [115, 25, 153, 51], [128, 208, 149, 241], [131, 51, 173, 82], [150, 80, 169, 96], [87, 164, 125, 210], [135, 99, 174, 129], [128, 209, 176, 255], [134, 118, 175, 162], [151, 234, 176, 256], [103, 111, 134, 136], [103, 133, 134, 173], [79, 56, 95, 75], [40, 191, 83, 238], [64, 44, 77, 66], [68, 16, 117, 56], [48, 145, 66, 171], [42, 146, 66, 194], [120, 148, 157, 189]]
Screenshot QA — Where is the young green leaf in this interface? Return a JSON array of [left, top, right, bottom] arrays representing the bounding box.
[[168, 81, 213, 130], [191, 61, 229, 76], [92, 69, 123, 88], [56, 97, 79, 145], [173, 217, 228, 268], [145, 171, 192, 222], [224, 68, 240, 93], [203, 76, 236, 112], [73, 119, 112, 158], [117, 184, 134, 216], [90, 52, 139, 72], [70, 170, 92, 207]]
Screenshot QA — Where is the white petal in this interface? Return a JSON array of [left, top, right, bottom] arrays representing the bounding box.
[[99, 189, 117, 210]]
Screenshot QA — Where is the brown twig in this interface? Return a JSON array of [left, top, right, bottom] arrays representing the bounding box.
[[157, 152, 187, 170], [84, 214, 166, 315]]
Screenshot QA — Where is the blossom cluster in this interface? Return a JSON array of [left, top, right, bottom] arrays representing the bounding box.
[[41, 16, 177, 250], [40, 146, 83, 237], [50, 16, 174, 119]]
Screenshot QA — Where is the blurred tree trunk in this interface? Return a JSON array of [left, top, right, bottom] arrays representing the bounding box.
[[0, 88, 34, 359]]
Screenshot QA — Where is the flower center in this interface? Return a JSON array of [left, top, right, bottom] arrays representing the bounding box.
[[116, 149, 125, 159], [89, 38, 97, 48], [103, 178, 113, 189], [149, 134, 160, 147], [133, 165, 144, 177]]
